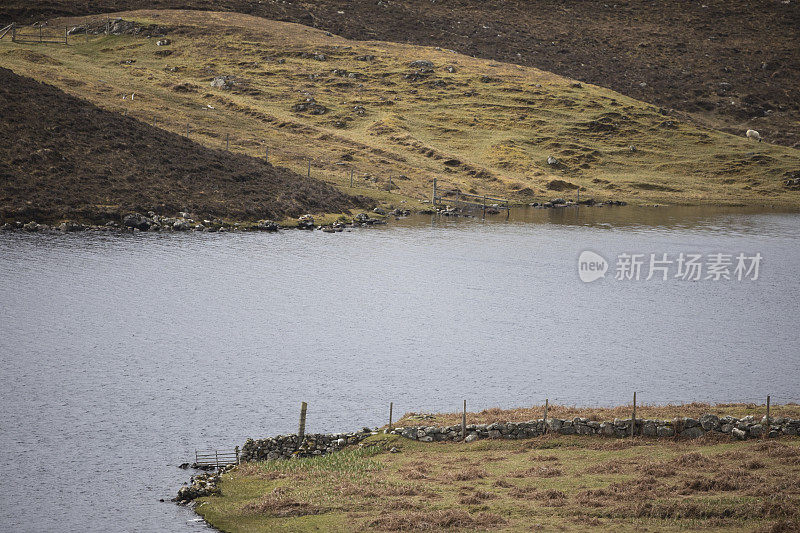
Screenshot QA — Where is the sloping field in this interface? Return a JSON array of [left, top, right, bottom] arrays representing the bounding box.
[[0, 66, 371, 224], [1, 10, 798, 208], [2, 0, 798, 148], [194, 433, 800, 532]]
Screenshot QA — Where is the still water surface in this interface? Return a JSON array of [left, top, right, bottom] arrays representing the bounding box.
[[1, 206, 799, 532]]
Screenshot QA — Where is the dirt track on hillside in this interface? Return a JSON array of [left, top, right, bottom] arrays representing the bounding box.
[[0, 67, 370, 224], [2, 0, 798, 148]]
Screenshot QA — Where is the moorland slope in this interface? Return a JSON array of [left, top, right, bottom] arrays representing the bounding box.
[[2, 0, 798, 147], [1, 11, 797, 208], [0, 66, 370, 224]]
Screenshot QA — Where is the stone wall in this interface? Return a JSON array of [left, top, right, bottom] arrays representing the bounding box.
[[240, 431, 373, 462], [394, 414, 800, 443]]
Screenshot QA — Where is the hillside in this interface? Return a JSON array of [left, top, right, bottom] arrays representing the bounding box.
[[0, 66, 370, 224], [1, 10, 797, 208], [1, 0, 798, 148]]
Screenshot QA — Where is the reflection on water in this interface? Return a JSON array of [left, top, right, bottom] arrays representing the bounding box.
[[0, 206, 798, 532]]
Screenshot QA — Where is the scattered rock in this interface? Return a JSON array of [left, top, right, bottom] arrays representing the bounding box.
[[210, 76, 236, 90], [409, 60, 434, 69]]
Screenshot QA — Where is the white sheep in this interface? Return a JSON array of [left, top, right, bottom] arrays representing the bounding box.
[[746, 129, 762, 142]]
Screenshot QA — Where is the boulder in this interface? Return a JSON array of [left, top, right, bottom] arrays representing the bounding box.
[[656, 425, 675, 437], [731, 428, 747, 440], [122, 213, 151, 230], [681, 426, 704, 439], [699, 414, 720, 431]]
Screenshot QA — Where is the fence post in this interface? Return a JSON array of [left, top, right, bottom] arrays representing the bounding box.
[[225, 133, 230, 150], [265, 147, 269, 163], [389, 402, 393, 430], [11, 22, 15, 42], [215, 450, 219, 469], [461, 400, 467, 441], [349, 168, 353, 187], [298, 401, 307, 442], [106, 16, 110, 35], [235, 446, 240, 464], [307, 158, 311, 178], [186, 123, 189, 137], [432, 177, 437, 205], [766, 395, 771, 430], [543, 398, 549, 434], [631, 392, 637, 439], [39, 24, 43, 43], [483, 195, 487, 218], [65, 26, 68, 45]]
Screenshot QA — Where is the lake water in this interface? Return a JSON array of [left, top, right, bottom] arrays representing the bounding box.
[[1, 206, 799, 532]]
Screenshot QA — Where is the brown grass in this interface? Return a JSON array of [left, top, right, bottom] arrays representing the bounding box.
[[511, 466, 563, 478], [444, 467, 488, 482], [367, 509, 506, 531], [242, 487, 324, 517], [196, 431, 800, 532], [396, 402, 800, 427]]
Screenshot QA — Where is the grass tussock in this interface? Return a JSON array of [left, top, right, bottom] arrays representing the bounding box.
[[444, 467, 488, 482], [367, 509, 507, 531], [511, 465, 563, 478], [242, 487, 324, 517]]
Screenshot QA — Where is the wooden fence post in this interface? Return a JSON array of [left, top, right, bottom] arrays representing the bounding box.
[[185, 123, 189, 137], [307, 158, 311, 178], [389, 402, 393, 430], [483, 195, 487, 218], [11, 22, 16, 43], [235, 446, 240, 464], [298, 401, 307, 441], [461, 400, 467, 440], [766, 395, 771, 430], [432, 177, 437, 205], [543, 398, 549, 434], [631, 392, 637, 439], [65, 26, 68, 45], [265, 147, 269, 163], [39, 24, 43, 43]]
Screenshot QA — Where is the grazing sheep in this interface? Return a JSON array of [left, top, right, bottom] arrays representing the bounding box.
[[746, 129, 762, 142]]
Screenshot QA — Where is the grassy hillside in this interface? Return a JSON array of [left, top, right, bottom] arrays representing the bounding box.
[[2, 0, 798, 149], [0, 65, 371, 224], [194, 432, 800, 532], [1, 10, 799, 209]]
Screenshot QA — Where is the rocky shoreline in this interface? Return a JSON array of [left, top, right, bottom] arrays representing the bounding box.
[[0, 210, 394, 235]]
